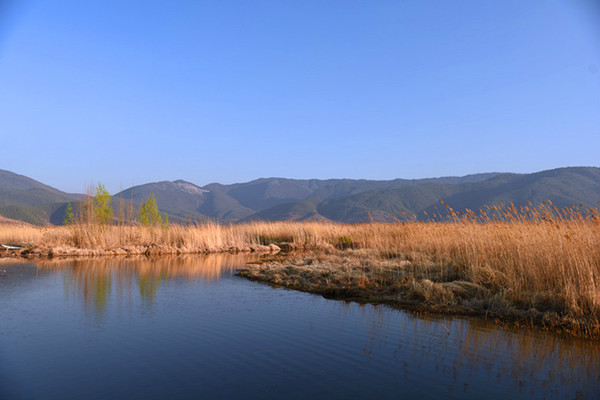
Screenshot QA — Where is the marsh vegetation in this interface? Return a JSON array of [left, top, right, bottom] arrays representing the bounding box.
[[1, 202, 598, 337]]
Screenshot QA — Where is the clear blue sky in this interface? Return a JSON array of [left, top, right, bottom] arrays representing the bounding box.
[[1, 0, 599, 194]]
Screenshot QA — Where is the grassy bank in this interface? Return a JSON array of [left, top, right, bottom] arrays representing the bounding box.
[[1, 203, 599, 336], [238, 246, 600, 338]]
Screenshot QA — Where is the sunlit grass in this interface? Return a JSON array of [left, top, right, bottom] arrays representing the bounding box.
[[1, 202, 599, 336]]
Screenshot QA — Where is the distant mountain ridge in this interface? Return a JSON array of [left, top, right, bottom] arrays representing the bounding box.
[[0, 167, 598, 225], [309, 168, 600, 223]]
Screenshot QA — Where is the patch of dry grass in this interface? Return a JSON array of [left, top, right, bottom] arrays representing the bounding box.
[[239, 245, 598, 336]]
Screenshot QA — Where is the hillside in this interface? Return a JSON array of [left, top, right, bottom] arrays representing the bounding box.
[[0, 167, 598, 225], [247, 167, 600, 222], [0, 170, 84, 225], [113, 180, 254, 222], [242, 198, 329, 222], [204, 173, 503, 210], [0, 169, 67, 193], [0, 169, 82, 206], [0, 214, 29, 225]]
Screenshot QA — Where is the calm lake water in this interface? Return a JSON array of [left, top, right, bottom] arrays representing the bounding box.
[[1, 255, 599, 399]]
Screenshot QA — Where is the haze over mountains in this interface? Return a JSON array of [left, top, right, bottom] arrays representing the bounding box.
[[0, 167, 598, 225]]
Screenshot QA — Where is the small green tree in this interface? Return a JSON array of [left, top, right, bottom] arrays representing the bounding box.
[[139, 194, 163, 226], [64, 202, 75, 225], [93, 183, 113, 224]]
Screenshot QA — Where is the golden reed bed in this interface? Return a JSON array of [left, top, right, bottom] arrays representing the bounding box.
[[1, 202, 599, 337]]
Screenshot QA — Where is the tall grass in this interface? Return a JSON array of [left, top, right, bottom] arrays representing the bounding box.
[[1, 202, 599, 335]]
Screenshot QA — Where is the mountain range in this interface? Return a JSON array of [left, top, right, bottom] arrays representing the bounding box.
[[0, 167, 598, 225]]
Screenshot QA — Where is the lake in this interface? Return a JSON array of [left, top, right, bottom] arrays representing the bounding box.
[[1, 255, 599, 399]]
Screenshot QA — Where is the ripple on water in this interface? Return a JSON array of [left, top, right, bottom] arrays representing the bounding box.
[[0, 255, 598, 400]]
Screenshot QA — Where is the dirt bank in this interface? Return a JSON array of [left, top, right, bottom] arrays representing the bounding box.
[[0, 243, 281, 258]]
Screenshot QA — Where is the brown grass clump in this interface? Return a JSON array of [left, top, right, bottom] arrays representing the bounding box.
[[1, 202, 599, 337]]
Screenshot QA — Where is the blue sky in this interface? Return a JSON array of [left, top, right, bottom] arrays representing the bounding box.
[[1, 0, 598, 193]]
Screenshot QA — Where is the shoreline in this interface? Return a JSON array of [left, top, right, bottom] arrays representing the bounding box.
[[2, 244, 598, 339], [0, 243, 282, 258], [2, 219, 598, 338], [236, 251, 600, 339]]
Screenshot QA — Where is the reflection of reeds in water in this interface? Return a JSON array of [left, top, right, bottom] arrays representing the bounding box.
[[57, 260, 113, 315], [0, 257, 28, 265], [453, 317, 600, 386], [354, 303, 600, 391], [36, 254, 258, 310]]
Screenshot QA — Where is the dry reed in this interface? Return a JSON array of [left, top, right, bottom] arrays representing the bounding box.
[[1, 202, 599, 336]]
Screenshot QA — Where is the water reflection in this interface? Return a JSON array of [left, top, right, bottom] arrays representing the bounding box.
[[332, 300, 600, 396], [35, 254, 258, 313], [7, 255, 599, 398]]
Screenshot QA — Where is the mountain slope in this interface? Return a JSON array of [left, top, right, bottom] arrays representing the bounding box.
[[243, 198, 328, 222], [0, 169, 66, 192], [422, 167, 600, 215], [316, 183, 465, 222], [1, 167, 597, 225], [0, 169, 83, 207], [0, 170, 84, 225], [0, 188, 80, 207], [204, 173, 505, 211], [114, 181, 207, 221], [306, 173, 503, 200], [0, 202, 71, 225], [205, 178, 316, 211], [251, 167, 600, 222], [197, 189, 255, 221], [113, 180, 254, 222]]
